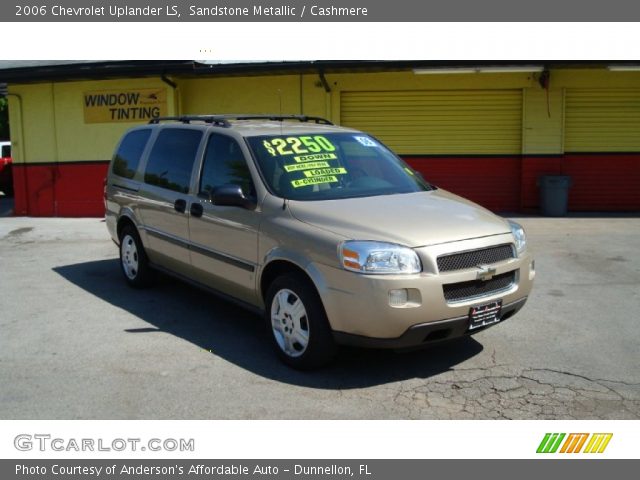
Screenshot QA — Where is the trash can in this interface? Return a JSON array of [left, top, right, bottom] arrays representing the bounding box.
[[538, 175, 572, 217]]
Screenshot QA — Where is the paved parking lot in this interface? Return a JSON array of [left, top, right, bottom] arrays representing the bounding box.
[[1, 216, 639, 419]]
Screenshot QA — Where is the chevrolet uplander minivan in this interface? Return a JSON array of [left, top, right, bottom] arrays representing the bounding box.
[[106, 115, 534, 369]]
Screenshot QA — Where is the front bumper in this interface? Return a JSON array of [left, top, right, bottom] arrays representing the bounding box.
[[311, 233, 534, 342], [333, 297, 527, 349]]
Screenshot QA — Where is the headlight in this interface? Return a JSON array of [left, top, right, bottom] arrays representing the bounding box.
[[339, 241, 421, 274], [509, 220, 527, 256]]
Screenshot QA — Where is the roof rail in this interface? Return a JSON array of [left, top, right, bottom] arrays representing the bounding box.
[[148, 114, 333, 127], [148, 116, 231, 127], [233, 115, 333, 125]]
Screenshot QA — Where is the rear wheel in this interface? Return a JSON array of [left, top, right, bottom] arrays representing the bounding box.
[[119, 225, 153, 288], [265, 273, 337, 369]]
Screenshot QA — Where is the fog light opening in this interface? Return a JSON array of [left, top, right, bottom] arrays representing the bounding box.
[[388, 289, 408, 307]]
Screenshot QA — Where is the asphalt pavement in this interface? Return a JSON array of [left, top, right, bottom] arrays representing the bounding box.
[[0, 216, 638, 419]]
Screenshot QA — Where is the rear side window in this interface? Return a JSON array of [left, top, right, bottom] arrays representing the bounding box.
[[144, 129, 203, 193], [112, 129, 151, 179], [200, 134, 255, 197]]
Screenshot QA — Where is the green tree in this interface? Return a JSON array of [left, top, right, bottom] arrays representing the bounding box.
[[0, 97, 9, 140]]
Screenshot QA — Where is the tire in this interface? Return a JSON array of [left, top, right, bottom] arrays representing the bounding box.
[[119, 225, 153, 288], [265, 273, 337, 369]]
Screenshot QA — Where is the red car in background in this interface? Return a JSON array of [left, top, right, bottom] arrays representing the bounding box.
[[0, 141, 12, 195]]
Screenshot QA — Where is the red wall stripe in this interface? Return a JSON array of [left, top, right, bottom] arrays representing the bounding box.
[[564, 154, 640, 211], [520, 154, 640, 212], [7, 154, 640, 217], [12, 162, 109, 217], [404, 156, 521, 212]]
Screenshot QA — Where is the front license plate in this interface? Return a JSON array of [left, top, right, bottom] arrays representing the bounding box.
[[468, 299, 503, 330]]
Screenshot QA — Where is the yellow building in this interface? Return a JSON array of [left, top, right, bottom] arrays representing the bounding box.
[[1, 61, 639, 216]]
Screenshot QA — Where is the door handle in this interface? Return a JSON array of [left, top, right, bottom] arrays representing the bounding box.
[[190, 202, 204, 218], [174, 199, 187, 213]]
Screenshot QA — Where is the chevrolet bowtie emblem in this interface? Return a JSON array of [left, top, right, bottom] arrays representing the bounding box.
[[476, 265, 497, 281]]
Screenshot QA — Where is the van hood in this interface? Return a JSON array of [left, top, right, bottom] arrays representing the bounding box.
[[287, 190, 511, 247]]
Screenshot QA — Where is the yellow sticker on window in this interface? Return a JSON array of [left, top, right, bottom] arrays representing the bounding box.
[[293, 153, 337, 163], [291, 176, 339, 188], [283, 161, 330, 173], [262, 136, 336, 157], [303, 167, 347, 178]]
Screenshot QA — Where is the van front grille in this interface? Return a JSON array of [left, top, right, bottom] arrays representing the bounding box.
[[443, 271, 516, 302], [437, 244, 514, 272]]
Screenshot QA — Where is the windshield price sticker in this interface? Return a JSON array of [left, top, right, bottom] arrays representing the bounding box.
[[354, 136, 377, 147], [294, 153, 337, 163], [291, 175, 339, 188], [283, 161, 330, 172], [262, 136, 336, 157], [303, 167, 347, 178]]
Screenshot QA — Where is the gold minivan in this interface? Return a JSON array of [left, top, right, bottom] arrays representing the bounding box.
[[106, 115, 534, 369]]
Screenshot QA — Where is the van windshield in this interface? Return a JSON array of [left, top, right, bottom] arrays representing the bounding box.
[[246, 133, 433, 201]]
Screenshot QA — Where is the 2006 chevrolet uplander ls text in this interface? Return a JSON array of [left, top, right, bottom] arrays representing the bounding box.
[[106, 115, 535, 369]]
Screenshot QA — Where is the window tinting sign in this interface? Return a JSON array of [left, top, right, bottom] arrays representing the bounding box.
[[83, 88, 168, 123]]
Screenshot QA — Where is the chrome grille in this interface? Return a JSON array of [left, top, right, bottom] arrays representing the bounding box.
[[443, 271, 516, 302], [437, 244, 514, 272]]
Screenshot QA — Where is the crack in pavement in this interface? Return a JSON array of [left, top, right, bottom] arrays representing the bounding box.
[[390, 365, 640, 419]]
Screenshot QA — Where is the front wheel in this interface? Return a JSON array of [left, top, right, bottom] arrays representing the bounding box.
[[119, 225, 153, 288], [265, 273, 337, 369]]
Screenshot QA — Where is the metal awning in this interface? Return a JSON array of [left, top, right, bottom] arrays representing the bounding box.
[[0, 60, 638, 84]]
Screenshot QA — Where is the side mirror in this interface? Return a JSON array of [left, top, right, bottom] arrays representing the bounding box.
[[211, 184, 256, 210]]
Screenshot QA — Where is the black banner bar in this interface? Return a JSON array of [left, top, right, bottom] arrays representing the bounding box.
[[5, 0, 640, 22], [3, 460, 638, 480]]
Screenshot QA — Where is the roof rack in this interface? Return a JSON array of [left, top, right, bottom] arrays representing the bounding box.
[[233, 115, 333, 125], [148, 115, 231, 127], [148, 114, 333, 127]]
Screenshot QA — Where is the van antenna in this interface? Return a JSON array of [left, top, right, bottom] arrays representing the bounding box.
[[277, 89, 285, 209], [278, 89, 283, 135]]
